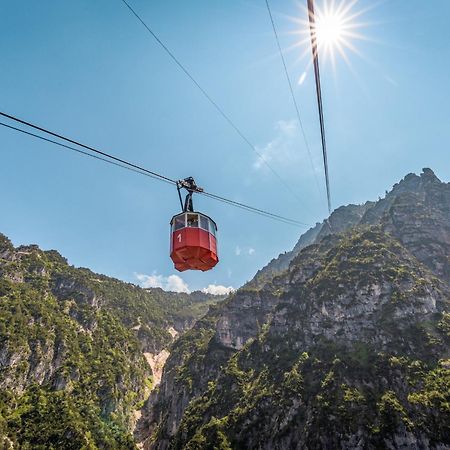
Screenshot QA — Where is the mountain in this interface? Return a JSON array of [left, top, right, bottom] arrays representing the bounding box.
[[141, 169, 450, 449], [0, 237, 223, 449], [248, 168, 449, 289]]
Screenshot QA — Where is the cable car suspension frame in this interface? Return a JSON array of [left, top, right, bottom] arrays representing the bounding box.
[[177, 177, 204, 213]]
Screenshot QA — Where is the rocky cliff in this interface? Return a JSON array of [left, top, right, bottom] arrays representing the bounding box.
[[143, 169, 450, 449], [0, 237, 222, 448]]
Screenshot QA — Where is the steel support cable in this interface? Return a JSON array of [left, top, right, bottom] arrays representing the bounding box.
[[264, 0, 322, 196], [200, 191, 308, 226], [0, 113, 309, 227], [307, 0, 332, 214], [0, 111, 176, 185], [0, 122, 173, 185], [120, 0, 308, 209]]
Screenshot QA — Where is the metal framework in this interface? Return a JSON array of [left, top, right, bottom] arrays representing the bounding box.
[[177, 177, 204, 212]]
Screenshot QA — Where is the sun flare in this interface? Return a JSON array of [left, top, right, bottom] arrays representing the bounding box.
[[312, 0, 364, 63], [315, 9, 347, 49], [289, 0, 370, 70]]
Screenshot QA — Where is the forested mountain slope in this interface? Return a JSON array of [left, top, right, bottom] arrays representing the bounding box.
[[248, 168, 448, 289], [143, 169, 450, 449], [0, 236, 222, 449]]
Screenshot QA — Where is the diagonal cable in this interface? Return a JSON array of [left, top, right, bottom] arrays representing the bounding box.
[[120, 0, 307, 208], [307, 0, 332, 214], [264, 0, 322, 196], [0, 121, 174, 185], [0, 112, 309, 227], [0, 111, 175, 185]]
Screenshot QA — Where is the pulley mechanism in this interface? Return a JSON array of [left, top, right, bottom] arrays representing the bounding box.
[[176, 177, 204, 212]]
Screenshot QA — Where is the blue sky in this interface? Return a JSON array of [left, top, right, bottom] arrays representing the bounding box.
[[1, 0, 449, 293]]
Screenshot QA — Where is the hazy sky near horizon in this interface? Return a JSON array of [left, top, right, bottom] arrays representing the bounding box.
[[1, 0, 449, 293]]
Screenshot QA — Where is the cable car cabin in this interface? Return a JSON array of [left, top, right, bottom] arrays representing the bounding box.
[[170, 212, 218, 272]]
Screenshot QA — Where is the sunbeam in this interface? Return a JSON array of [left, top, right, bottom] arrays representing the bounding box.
[[287, 0, 380, 72]]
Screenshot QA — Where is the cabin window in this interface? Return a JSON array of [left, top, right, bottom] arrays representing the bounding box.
[[208, 219, 217, 236], [174, 215, 185, 231], [187, 214, 199, 228], [199, 215, 209, 231]]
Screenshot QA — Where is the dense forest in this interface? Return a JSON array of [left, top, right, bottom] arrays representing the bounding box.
[[0, 234, 222, 448]]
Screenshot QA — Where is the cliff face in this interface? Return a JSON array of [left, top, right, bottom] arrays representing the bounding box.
[[0, 237, 221, 449], [145, 169, 450, 449], [248, 168, 450, 291], [380, 170, 450, 284], [247, 201, 374, 289]]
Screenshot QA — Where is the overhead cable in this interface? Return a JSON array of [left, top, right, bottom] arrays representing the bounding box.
[[0, 121, 173, 185], [0, 112, 309, 227], [0, 111, 175, 185], [200, 191, 306, 226], [120, 0, 307, 208], [264, 0, 322, 196], [307, 0, 332, 214]]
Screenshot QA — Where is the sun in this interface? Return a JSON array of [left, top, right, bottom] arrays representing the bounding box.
[[315, 9, 347, 49], [289, 0, 370, 69], [312, 0, 364, 63]]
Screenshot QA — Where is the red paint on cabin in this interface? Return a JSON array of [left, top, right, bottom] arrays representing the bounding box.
[[170, 212, 219, 272]]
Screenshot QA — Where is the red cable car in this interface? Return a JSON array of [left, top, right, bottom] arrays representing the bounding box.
[[170, 178, 219, 272]]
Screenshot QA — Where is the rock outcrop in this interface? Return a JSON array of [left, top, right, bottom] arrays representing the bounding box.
[[145, 169, 450, 449]]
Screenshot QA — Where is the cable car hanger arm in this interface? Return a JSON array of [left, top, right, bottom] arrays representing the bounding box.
[[177, 177, 203, 212]]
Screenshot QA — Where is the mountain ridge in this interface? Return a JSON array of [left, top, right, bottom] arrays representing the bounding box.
[[0, 234, 223, 448], [247, 168, 448, 288], [141, 168, 450, 449], [0, 168, 448, 449]]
